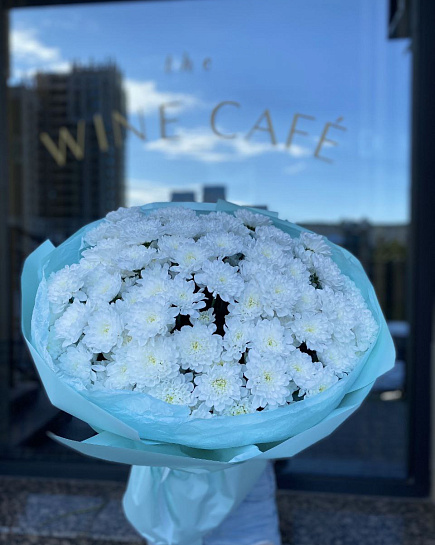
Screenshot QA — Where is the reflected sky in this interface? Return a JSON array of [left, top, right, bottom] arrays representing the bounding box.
[[10, 0, 411, 223]]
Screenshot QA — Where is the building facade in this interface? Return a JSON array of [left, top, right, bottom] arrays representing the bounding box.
[[7, 64, 127, 445]]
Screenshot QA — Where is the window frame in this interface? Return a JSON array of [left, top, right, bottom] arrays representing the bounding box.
[[0, 0, 432, 496]]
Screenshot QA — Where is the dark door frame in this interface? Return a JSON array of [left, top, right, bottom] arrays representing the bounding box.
[[0, 0, 433, 496]]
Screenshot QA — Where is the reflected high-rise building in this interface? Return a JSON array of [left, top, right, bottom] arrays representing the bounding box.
[[35, 62, 126, 243], [203, 185, 226, 203], [8, 63, 127, 417], [8, 86, 39, 373], [171, 191, 196, 202]]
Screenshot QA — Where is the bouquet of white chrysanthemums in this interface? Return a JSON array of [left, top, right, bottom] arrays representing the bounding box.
[[45, 205, 378, 418], [23, 201, 394, 545]]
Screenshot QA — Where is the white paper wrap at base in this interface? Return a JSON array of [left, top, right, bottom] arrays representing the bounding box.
[[203, 462, 281, 545], [123, 461, 272, 545], [22, 201, 396, 545]]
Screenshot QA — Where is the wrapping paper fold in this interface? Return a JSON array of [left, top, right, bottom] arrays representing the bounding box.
[[22, 201, 396, 545]]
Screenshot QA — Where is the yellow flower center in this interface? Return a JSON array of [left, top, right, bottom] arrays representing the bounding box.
[[212, 378, 228, 392], [191, 341, 202, 351]]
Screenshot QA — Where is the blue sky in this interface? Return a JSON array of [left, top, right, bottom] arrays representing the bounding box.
[[10, 0, 411, 224]]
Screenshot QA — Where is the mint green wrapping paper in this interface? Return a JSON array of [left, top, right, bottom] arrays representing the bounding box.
[[22, 201, 396, 545]]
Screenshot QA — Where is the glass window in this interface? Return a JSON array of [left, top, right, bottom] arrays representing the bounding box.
[[4, 0, 412, 485]]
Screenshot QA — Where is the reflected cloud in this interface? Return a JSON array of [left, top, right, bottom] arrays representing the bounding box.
[[145, 127, 311, 163], [125, 79, 201, 115], [10, 28, 72, 80], [11, 28, 60, 63], [127, 178, 200, 206]]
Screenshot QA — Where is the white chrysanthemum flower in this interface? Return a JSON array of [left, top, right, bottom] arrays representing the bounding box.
[[228, 282, 264, 321], [223, 317, 252, 359], [104, 358, 134, 390], [106, 206, 143, 223], [114, 286, 147, 316], [342, 277, 368, 309], [137, 263, 172, 303], [126, 336, 179, 389], [352, 308, 378, 352], [170, 242, 209, 276], [161, 217, 201, 239], [311, 254, 344, 290], [118, 217, 162, 245], [286, 257, 311, 283], [302, 367, 339, 398], [286, 349, 322, 389], [255, 225, 293, 249], [54, 300, 90, 348], [224, 397, 257, 416], [119, 276, 136, 294], [151, 375, 194, 406], [85, 267, 122, 303], [110, 330, 135, 355], [300, 232, 331, 256], [199, 232, 247, 259], [57, 343, 94, 383], [238, 259, 267, 281], [213, 353, 244, 370], [82, 304, 123, 353], [175, 323, 223, 372], [317, 342, 359, 377], [291, 312, 333, 352], [293, 284, 320, 314], [83, 221, 121, 246], [198, 212, 249, 237], [245, 352, 291, 408], [169, 276, 206, 317], [189, 402, 214, 419], [124, 301, 178, 344], [245, 240, 287, 269], [80, 238, 126, 269], [157, 235, 195, 258], [115, 245, 157, 272], [47, 264, 85, 306], [319, 288, 357, 344], [149, 206, 197, 224], [250, 318, 295, 357], [195, 260, 244, 303], [194, 365, 243, 412], [235, 208, 272, 229], [190, 308, 216, 329], [261, 272, 299, 318]]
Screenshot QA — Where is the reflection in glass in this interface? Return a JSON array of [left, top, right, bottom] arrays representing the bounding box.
[[6, 0, 410, 481]]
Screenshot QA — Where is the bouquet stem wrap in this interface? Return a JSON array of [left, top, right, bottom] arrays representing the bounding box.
[[124, 461, 268, 545], [22, 201, 396, 545]]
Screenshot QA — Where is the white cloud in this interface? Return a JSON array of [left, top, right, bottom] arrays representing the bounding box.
[[145, 127, 312, 163], [10, 28, 72, 81], [11, 28, 60, 63], [127, 179, 200, 207], [125, 79, 201, 115]]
